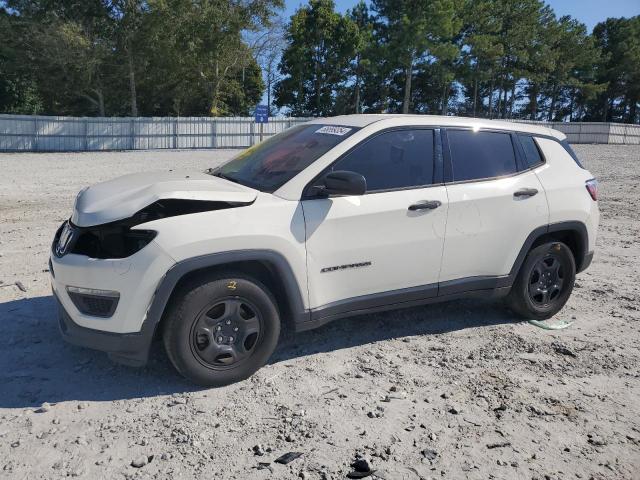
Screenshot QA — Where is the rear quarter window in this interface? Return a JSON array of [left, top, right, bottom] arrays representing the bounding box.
[[518, 134, 545, 168]]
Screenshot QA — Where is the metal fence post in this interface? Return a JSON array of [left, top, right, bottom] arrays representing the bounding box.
[[83, 118, 89, 151], [33, 116, 39, 151], [173, 118, 178, 149], [129, 118, 135, 150], [578, 122, 583, 144], [250, 121, 255, 147], [212, 119, 217, 148]]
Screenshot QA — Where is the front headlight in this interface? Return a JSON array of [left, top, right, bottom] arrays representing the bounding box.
[[52, 220, 157, 259], [72, 227, 157, 259]]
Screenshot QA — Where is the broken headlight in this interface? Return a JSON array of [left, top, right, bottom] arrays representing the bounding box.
[[53, 221, 156, 259]]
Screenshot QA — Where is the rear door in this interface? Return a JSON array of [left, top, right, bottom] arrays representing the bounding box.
[[439, 129, 549, 291], [302, 128, 448, 310]]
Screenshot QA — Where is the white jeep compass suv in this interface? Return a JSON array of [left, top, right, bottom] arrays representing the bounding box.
[[50, 115, 599, 386]]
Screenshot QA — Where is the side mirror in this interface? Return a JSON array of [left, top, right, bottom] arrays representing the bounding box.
[[320, 170, 367, 196]]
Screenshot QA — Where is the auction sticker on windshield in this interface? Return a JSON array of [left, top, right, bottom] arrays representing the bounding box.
[[315, 126, 353, 136]]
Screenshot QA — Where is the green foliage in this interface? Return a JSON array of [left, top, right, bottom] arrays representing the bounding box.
[[372, 0, 460, 113], [1, 0, 639, 123], [0, 0, 281, 116], [0, 10, 43, 113], [275, 1, 639, 123], [274, 0, 359, 115], [590, 16, 640, 122]]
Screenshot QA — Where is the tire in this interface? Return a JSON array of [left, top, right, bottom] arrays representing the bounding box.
[[162, 273, 280, 387], [506, 241, 576, 320]]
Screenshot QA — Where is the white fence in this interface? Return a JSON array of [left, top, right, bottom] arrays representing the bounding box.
[[0, 114, 639, 152], [505, 120, 640, 145], [0, 115, 313, 152]]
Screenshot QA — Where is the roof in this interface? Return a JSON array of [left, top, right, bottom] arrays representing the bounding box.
[[306, 114, 565, 140]]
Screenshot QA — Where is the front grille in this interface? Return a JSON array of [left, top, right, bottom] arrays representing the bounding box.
[[67, 290, 119, 318]]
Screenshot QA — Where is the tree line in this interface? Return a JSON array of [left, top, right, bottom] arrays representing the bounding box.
[[275, 0, 640, 123], [0, 0, 283, 116], [1, 0, 639, 123]]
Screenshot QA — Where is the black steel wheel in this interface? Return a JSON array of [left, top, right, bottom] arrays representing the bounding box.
[[506, 242, 576, 320], [527, 253, 565, 306], [163, 273, 280, 386], [190, 298, 263, 370]]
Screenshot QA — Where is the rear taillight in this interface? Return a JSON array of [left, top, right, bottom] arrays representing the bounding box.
[[586, 179, 598, 201]]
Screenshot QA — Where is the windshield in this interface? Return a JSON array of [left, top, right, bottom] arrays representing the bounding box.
[[211, 124, 359, 192]]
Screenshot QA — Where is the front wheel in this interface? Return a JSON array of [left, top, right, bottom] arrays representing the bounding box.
[[506, 241, 576, 320], [162, 274, 280, 386]]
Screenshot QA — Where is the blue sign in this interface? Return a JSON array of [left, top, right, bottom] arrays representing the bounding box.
[[255, 104, 269, 123]]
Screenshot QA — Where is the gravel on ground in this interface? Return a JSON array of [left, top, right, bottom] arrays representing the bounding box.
[[0, 145, 639, 479]]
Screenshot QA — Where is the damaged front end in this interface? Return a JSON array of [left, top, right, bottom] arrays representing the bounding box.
[[53, 170, 258, 260], [53, 198, 247, 260]]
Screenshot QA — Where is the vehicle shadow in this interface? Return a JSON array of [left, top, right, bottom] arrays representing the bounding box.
[[0, 294, 519, 408], [271, 298, 518, 364]]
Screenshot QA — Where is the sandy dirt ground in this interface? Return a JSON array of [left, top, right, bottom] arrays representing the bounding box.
[[0, 145, 639, 480]]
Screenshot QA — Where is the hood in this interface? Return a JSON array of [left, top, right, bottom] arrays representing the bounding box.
[[71, 170, 257, 227]]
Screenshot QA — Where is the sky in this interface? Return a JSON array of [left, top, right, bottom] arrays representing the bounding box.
[[283, 0, 640, 32]]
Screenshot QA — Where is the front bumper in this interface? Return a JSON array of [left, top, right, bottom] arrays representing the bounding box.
[[51, 240, 176, 366], [55, 290, 152, 366], [578, 250, 594, 273], [50, 241, 174, 333]]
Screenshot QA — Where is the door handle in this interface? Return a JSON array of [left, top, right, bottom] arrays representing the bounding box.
[[408, 200, 442, 211], [513, 188, 538, 198]]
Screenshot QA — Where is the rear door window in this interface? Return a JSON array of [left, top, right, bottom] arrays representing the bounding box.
[[518, 135, 544, 168], [332, 129, 435, 191], [447, 130, 518, 182]]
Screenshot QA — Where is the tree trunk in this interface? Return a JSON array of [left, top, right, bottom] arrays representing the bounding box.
[[497, 80, 503, 119], [503, 86, 508, 118], [509, 80, 516, 118], [609, 97, 614, 122], [488, 78, 495, 118], [402, 55, 413, 114], [267, 72, 272, 115], [630, 97, 638, 124], [354, 55, 361, 114], [569, 87, 576, 122], [127, 49, 138, 117], [548, 84, 558, 122], [98, 90, 105, 117], [472, 77, 478, 117], [315, 58, 321, 115], [441, 81, 447, 115], [80, 90, 105, 116], [602, 95, 609, 122], [529, 83, 538, 120]]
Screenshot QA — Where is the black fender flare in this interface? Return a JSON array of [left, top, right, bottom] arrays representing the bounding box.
[[132, 250, 309, 364], [508, 221, 590, 281]]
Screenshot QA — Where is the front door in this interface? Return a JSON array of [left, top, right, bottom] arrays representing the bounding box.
[[302, 128, 448, 310]]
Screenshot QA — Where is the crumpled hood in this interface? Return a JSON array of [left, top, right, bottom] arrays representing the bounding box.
[[71, 170, 257, 227]]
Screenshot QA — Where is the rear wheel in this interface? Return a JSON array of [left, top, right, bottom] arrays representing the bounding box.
[[162, 274, 280, 386], [506, 242, 576, 320]]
